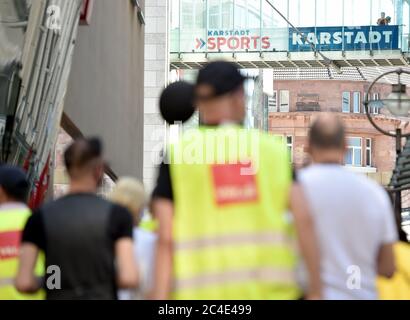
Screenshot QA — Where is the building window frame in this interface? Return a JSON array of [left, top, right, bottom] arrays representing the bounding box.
[[373, 93, 380, 114], [365, 138, 372, 167], [342, 91, 350, 113], [268, 91, 278, 113], [353, 91, 361, 113], [279, 90, 290, 112], [277, 135, 293, 163], [181, 0, 194, 29], [345, 137, 362, 167], [286, 135, 293, 163]]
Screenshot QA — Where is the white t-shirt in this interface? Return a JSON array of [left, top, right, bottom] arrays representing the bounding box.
[[298, 164, 398, 300], [118, 227, 157, 300]]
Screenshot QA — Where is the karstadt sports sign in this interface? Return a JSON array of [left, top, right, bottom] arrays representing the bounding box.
[[189, 25, 399, 53], [195, 29, 272, 51]]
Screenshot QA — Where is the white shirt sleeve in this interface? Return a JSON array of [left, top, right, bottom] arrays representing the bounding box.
[[379, 190, 398, 244]]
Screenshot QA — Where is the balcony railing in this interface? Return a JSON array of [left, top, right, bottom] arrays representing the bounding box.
[[295, 102, 321, 112]]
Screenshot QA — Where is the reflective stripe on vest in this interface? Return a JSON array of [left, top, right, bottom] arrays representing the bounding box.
[[175, 231, 294, 252], [0, 277, 14, 288], [174, 267, 296, 291], [170, 126, 300, 300]]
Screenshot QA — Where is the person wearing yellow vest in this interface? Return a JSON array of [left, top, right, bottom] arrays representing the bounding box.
[[377, 240, 410, 299], [377, 216, 410, 300], [0, 165, 44, 300], [150, 61, 322, 300]]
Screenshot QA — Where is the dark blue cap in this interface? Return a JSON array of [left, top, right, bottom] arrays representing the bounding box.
[[0, 165, 29, 198]]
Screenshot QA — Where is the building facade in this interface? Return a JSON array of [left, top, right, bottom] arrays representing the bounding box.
[[63, 0, 145, 180], [269, 79, 406, 184], [143, 0, 169, 193], [1, 0, 83, 205]]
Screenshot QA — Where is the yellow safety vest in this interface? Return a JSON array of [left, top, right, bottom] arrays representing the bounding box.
[[0, 207, 45, 300], [169, 125, 300, 300], [377, 242, 410, 300], [139, 215, 158, 233]]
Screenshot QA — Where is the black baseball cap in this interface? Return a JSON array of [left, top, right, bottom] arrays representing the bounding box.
[[0, 165, 29, 201], [195, 61, 248, 101], [159, 81, 195, 125]]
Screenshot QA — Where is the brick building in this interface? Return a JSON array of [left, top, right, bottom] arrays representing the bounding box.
[[269, 79, 409, 184]]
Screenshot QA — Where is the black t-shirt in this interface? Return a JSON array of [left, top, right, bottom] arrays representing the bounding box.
[[151, 162, 174, 201], [22, 193, 133, 300], [23, 198, 133, 250]]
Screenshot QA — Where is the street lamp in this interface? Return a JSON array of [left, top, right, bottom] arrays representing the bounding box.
[[363, 68, 410, 242], [364, 68, 410, 155], [383, 84, 410, 117]]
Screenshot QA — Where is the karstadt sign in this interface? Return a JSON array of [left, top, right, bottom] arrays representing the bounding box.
[[195, 29, 271, 51], [289, 25, 399, 52], [189, 25, 399, 53]]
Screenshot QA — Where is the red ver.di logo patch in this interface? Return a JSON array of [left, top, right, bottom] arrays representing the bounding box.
[[211, 162, 259, 206], [0, 230, 21, 260]]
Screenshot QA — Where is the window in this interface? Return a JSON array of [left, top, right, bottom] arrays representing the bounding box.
[[181, 0, 205, 29], [221, 1, 233, 29], [209, 0, 220, 28], [279, 135, 293, 162], [279, 90, 290, 112], [181, 0, 193, 28], [234, 6, 246, 29], [286, 135, 293, 162], [373, 93, 380, 114], [345, 137, 362, 166], [365, 138, 372, 167], [316, 0, 343, 26], [268, 91, 277, 113], [353, 92, 361, 113], [209, 0, 233, 29], [194, 1, 206, 28], [342, 92, 350, 113]]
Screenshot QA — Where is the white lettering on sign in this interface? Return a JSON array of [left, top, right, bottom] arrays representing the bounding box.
[[293, 33, 303, 45], [291, 30, 394, 46], [345, 32, 354, 44], [320, 32, 331, 44], [355, 32, 367, 44], [383, 31, 393, 43], [333, 32, 343, 44], [306, 33, 318, 44], [369, 31, 382, 43]]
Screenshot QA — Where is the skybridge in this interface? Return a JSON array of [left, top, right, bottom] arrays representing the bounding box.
[[170, 0, 410, 70]]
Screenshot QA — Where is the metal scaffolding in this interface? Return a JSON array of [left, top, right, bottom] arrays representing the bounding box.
[[0, 0, 83, 197]]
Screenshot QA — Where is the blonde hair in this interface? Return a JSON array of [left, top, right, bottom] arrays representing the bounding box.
[[109, 177, 145, 220]]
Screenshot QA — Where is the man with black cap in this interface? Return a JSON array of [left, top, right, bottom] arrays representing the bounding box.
[[151, 61, 321, 300], [0, 166, 44, 299]]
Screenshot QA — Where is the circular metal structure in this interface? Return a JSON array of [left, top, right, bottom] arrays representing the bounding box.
[[364, 68, 410, 138]]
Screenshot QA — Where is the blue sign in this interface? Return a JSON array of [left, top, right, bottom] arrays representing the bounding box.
[[289, 25, 399, 52]]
